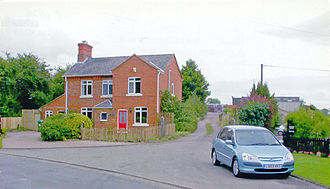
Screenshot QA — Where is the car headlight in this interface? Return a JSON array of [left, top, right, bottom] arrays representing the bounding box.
[[284, 153, 294, 162], [242, 153, 258, 162]]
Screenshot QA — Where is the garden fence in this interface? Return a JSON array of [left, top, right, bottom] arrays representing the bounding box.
[[284, 136, 329, 156], [81, 124, 175, 142]]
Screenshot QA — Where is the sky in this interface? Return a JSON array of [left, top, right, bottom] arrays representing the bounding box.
[[0, 0, 330, 109]]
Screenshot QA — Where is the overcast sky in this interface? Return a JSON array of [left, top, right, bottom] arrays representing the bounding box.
[[1, 0, 329, 109]]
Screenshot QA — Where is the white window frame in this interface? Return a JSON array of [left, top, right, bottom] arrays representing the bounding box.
[[126, 77, 142, 96], [81, 107, 93, 119], [171, 83, 175, 96], [81, 80, 93, 98], [100, 112, 108, 121], [133, 107, 149, 126], [45, 110, 53, 119], [101, 80, 113, 98]]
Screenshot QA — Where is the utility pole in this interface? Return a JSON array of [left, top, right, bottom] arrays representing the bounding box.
[[261, 64, 263, 85]]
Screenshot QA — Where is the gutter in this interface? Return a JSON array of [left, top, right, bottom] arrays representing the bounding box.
[[157, 71, 161, 113]]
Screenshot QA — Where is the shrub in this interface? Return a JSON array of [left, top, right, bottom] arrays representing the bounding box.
[[286, 108, 330, 139], [238, 100, 270, 127], [40, 113, 93, 141], [63, 113, 93, 139], [40, 114, 70, 141], [161, 91, 208, 133]]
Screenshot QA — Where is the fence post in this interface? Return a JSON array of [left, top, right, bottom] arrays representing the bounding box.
[[160, 117, 165, 138]]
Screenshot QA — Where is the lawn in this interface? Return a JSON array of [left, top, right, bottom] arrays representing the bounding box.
[[206, 123, 213, 136], [293, 153, 330, 187]]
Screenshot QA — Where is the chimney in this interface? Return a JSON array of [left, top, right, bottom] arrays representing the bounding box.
[[77, 41, 93, 62]]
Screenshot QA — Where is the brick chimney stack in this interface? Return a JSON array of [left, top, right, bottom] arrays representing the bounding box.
[[77, 41, 93, 62]]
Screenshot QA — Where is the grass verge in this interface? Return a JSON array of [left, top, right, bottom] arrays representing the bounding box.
[[206, 123, 213, 136], [0, 134, 4, 148], [293, 153, 330, 187], [149, 131, 189, 142]]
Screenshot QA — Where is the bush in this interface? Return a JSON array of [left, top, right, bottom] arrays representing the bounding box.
[[40, 114, 70, 141], [40, 113, 93, 141], [238, 100, 270, 127], [161, 91, 208, 133], [286, 108, 330, 139], [63, 113, 93, 139]]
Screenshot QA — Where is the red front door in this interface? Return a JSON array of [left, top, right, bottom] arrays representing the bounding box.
[[118, 110, 128, 129]]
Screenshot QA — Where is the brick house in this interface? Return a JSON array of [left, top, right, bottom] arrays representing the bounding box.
[[41, 41, 182, 130]]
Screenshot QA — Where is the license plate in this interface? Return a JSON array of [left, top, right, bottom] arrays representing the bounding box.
[[264, 164, 282, 169]]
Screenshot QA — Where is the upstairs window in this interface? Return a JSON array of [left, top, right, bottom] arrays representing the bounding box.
[[81, 108, 93, 119], [102, 80, 113, 96], [81, 80, 93, 96], [171, 83, 175, 96], [128, 77, 141, 94]]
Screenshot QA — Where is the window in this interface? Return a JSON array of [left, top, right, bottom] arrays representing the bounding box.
[[102, 80, 113, 96], [57, 110, 65, 114], [171, 83, 175, 96], [81, 80, 93, 96], [45, 111, 53, 119], [218, 128, 228, 140], [100, 112, 107, 121], [134, 107, 148, 126], [128, 77, 141, 94], [81, 108, 93, 119]]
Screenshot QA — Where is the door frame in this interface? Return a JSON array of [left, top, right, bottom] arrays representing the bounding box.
[[117, 109, 128, 132]]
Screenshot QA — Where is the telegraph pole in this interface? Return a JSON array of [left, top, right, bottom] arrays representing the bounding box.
[[261, 64, 263, 85]]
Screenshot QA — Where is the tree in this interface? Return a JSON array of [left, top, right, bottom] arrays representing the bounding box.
[[206, 98, 221, 104], [181, 59, 210, 102], [237, 82, 279, 129], [0, 53, 51, 117], [238, 95, 272, 127], [49, 65, 71, 100]]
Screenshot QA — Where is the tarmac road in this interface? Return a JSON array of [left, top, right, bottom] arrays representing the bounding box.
[[0, 112, 324, 189]]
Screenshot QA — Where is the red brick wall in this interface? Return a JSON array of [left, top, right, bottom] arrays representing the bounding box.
[[41, 94, 65, 119], [159, 56, 183, 101], [112, 55, 159, 127], [67, 76, 113, 118], [94, 108, 116, 128]]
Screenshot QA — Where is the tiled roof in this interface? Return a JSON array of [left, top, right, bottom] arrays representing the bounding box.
[[94, 100, 113, 108], [63, 54, 174, 77]]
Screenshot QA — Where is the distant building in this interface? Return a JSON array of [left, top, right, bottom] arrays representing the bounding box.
[[207, 104, 223, 113]]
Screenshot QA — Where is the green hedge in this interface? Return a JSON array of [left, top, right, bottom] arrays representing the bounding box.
[[40, 113, 92, 141], [161, 90, 208, 133]]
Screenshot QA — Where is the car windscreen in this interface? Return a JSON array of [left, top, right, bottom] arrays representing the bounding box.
[[235, 129, 280, 146]]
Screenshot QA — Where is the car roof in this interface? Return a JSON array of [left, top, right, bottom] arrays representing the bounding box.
[[224, 125, 268, 131]]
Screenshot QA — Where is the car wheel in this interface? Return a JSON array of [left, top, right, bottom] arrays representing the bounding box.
[[232, 158, 241, 177], [212, 150, 220, 166]]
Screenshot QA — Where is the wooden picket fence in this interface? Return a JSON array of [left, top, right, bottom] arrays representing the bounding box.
[[82, 124, 175, 142]]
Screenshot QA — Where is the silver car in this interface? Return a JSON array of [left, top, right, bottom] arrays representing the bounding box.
[[211, 125, 294, 177]]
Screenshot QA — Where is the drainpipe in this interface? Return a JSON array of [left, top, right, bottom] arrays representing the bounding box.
[[65, 76, 68, 114], [157, 71, 161, 113]]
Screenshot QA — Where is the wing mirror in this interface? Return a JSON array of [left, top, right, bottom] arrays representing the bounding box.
[[225, 140, 234, 145]]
